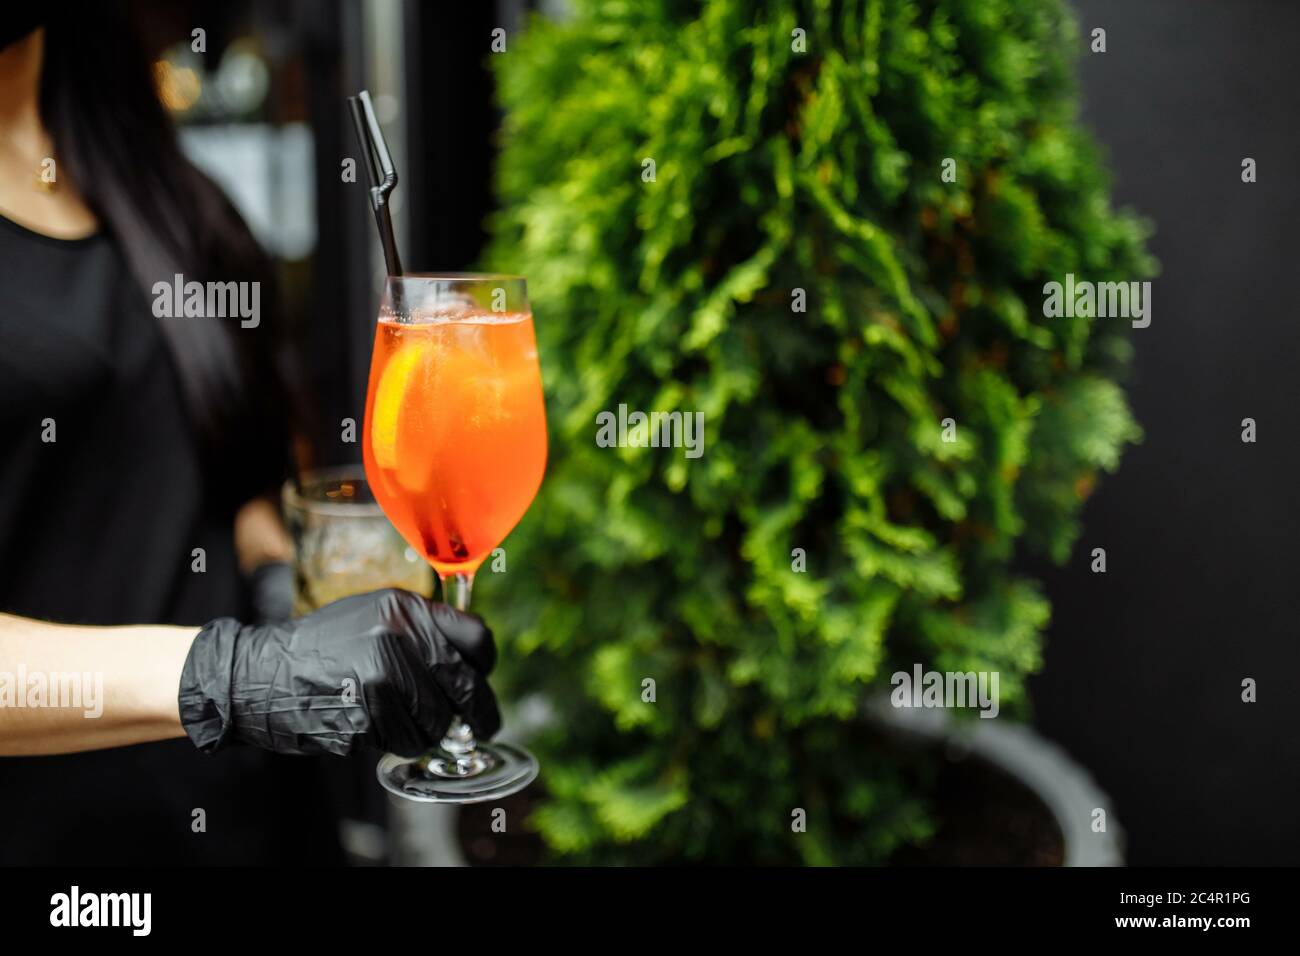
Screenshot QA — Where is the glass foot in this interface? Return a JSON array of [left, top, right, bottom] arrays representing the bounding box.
[[377, 741, 539, 804]]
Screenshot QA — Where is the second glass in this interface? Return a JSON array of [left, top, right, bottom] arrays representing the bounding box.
[[361, 274, 546, 803]]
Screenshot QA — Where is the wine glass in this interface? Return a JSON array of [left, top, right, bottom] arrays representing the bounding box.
[[361, 274, 546, 803]]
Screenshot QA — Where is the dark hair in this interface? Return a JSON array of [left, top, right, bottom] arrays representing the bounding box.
[[39, 5, 306, 503]]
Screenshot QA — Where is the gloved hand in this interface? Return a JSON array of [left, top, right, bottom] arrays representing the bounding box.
[[178, 588, 500, 758], [245, 560, 295, 624]]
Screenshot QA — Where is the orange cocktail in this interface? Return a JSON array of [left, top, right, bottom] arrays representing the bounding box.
[[364, 275, 546, 802], [362, 311, 547, 576]]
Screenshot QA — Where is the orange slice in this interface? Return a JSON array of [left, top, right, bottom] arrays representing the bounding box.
[[371, 338, 433, 471]]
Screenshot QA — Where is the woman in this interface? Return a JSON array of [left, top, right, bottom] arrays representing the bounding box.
[[0, 10, 498, 864]]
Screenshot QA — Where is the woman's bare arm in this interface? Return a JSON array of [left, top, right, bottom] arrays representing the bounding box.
[[0, 614, 196, 756], [234, 495, 293, 574], [0, 497, 289, 757]]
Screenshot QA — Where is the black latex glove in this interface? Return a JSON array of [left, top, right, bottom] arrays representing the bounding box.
[[178, 588, 500, 758], [245, 560, 295, 624]]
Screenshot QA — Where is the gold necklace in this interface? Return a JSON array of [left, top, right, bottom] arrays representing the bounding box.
[[0, 139, 59, 193], [33, 163, 58, 193]]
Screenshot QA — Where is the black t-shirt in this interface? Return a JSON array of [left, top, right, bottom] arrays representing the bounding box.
[[0, 212, 342, 864]]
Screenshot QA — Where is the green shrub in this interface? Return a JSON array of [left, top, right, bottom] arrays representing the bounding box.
[[481, 0, 1152, 863]]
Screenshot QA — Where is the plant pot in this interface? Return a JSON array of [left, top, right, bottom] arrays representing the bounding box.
[[388, 698, 1123, 867], [868, 698, 1124, 866]]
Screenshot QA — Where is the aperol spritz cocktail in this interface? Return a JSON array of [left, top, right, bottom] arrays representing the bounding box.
[[362, 274, 546, 802], [363, 312, 546, 573]]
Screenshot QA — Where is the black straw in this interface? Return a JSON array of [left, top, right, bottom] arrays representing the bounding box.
[[347, 90, 404, 279]]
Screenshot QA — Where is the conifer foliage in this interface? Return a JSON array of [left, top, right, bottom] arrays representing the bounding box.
[[482, 0, 1151, 862]]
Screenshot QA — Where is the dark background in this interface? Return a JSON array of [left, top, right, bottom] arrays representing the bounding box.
[[1028, 0, 1300, 865]]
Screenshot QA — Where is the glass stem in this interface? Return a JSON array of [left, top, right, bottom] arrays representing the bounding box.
[[443, 571, 474, 612], [439, 572, 481, 767]]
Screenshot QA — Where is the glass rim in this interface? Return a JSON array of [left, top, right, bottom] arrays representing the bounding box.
[[380, 273, 531, 322], [282, 465, 385, 518]]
